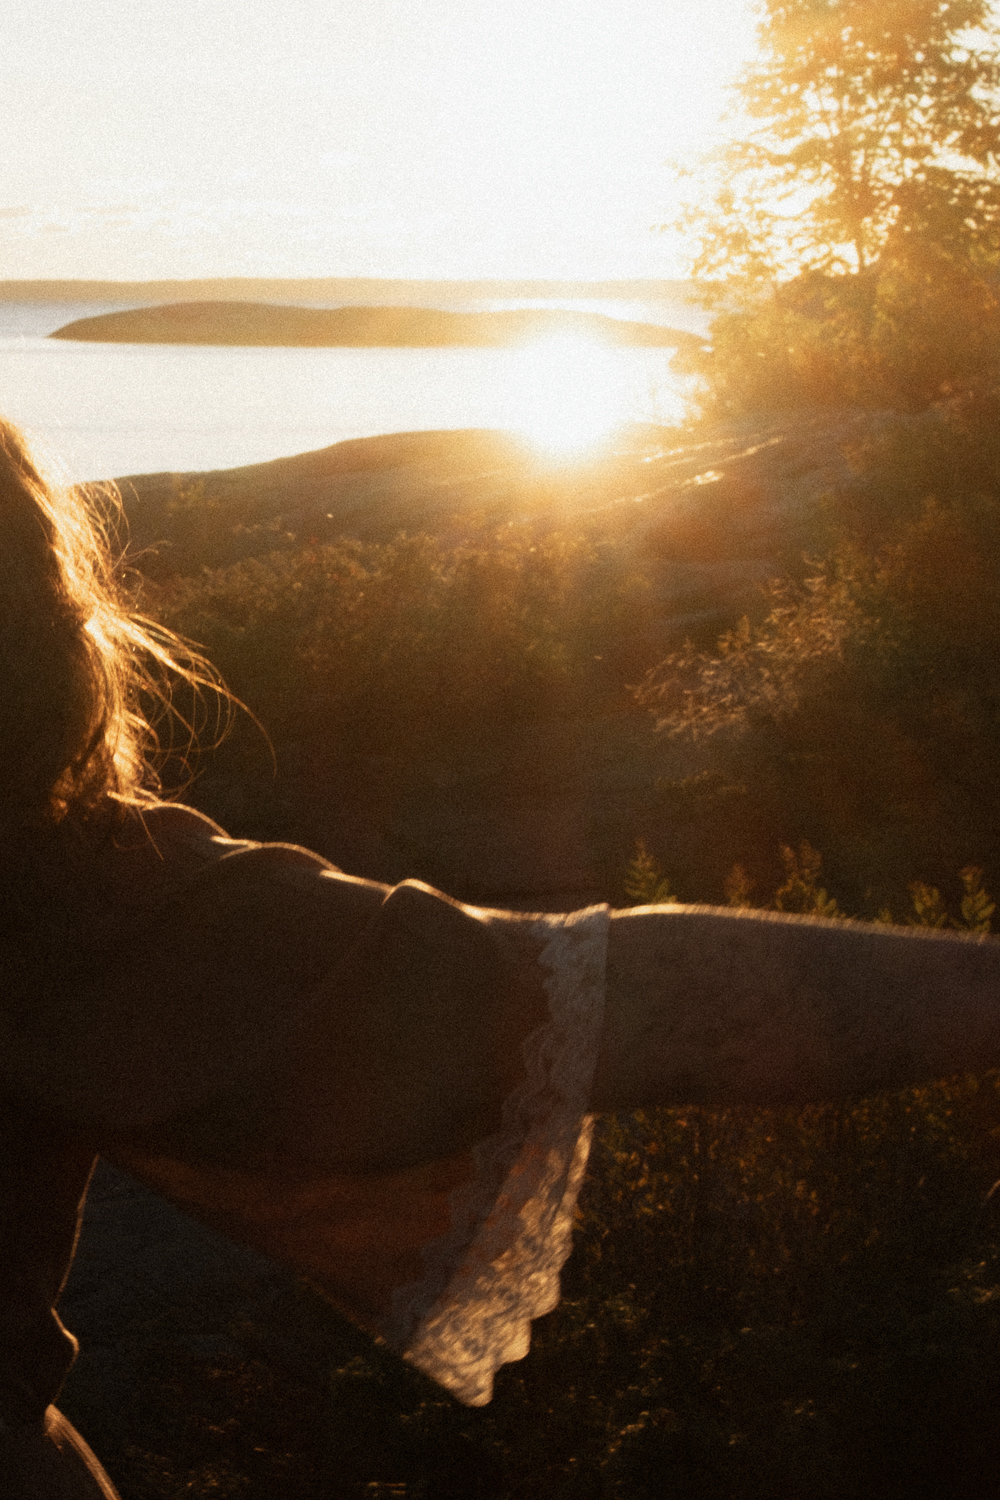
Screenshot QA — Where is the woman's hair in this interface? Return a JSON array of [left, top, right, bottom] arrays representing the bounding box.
[[0, 417, 224, 836]]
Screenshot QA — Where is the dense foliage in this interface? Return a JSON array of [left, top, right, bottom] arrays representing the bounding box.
[[634, 394, 1000, 915], [672, 0, 1000, 413], [677, 253, 1000, 412], [682, 0, 1000, 283], [144, 522, 656, 893]]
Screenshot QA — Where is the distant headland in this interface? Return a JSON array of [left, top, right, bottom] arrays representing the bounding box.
[[0, 275, 697, 304], [49, 299, 704, 349]]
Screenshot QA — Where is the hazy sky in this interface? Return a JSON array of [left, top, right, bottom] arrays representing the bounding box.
[[2, 0, 757, 281]]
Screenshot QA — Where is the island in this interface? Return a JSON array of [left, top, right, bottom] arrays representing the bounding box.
[[49, 299, 705, 350]]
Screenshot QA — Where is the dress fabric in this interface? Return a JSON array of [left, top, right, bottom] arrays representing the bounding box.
[[386, 905, 609, 1406], [109, 900, 611, 1411], [0, 803, 613, 1424]]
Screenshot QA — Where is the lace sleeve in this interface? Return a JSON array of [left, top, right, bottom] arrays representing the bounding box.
[[380, 904, 609, 1407]]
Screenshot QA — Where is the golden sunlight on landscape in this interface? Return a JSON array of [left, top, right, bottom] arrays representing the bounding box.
[[502, 333, 685, 459]]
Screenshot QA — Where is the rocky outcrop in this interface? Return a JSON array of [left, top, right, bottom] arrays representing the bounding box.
[[115, 409, 886, 634]]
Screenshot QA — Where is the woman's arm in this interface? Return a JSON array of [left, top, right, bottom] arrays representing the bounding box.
[[274, 894, 1000, 1172], [8, 803, 1000, 1160], [589, 904, 1000, 1111]]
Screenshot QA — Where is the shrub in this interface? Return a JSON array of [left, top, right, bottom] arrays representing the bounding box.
[[632, 443, 1000, 914], [143, 524, 656, 863], [677, 260, 1000, 419]]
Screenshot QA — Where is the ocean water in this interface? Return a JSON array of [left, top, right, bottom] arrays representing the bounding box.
[[0, 296, 706, 482]]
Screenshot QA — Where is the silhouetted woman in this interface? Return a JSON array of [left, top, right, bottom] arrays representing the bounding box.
[[2, 417, 999, 1497]]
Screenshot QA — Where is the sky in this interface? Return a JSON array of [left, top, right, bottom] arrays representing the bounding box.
[[1, 0, 758, 282]]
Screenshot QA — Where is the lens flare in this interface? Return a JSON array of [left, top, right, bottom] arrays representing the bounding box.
[[502, 333, 682, 459]]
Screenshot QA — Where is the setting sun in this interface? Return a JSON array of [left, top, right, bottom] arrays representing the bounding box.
[[502, 333, 687, 459]]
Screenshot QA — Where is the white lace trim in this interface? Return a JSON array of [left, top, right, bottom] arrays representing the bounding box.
[[380, 904, 609, 1406]]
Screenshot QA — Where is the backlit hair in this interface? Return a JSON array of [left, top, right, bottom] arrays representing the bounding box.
[[0, 418, 224, 834]]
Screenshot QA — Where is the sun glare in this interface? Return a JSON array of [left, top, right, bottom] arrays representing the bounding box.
[[503, 333, 649, 460], [501, 332, 688, 460]]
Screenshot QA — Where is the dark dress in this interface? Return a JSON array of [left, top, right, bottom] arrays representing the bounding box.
[[0, 803, 608, 1490]]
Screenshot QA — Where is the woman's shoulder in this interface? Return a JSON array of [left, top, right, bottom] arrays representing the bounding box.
[[109, 799, 386, 908], [0, 804, 392, 1131], [115, 798, 337, 878]]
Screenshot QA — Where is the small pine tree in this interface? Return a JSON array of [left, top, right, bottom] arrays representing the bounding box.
[[773, 841, 842, 919], [623, 840, 676, 907], [908, 881, 950, 928], [959, 865, 995, 934], [724, 862, 756, 908]]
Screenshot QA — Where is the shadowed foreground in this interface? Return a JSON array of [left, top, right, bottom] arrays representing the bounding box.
[[55, 412, 1000, 1495], [61, 1087, 1000, 1498]]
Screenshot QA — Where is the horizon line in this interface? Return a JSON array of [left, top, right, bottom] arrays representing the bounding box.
[[0, 274, 697, 302]]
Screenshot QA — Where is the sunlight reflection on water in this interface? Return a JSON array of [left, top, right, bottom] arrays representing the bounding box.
[[0, 300, 697, 481]]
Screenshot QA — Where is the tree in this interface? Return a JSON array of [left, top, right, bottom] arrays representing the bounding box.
[[672, 1, 1000, 411], [684, 0, 1000, 285]]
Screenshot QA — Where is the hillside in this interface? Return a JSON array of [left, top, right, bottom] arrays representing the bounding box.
[[118, 415, 867, 614], [51, 299, 703, 348], [117, 412, 889, 909], [62, 408, 1000, 1500]]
